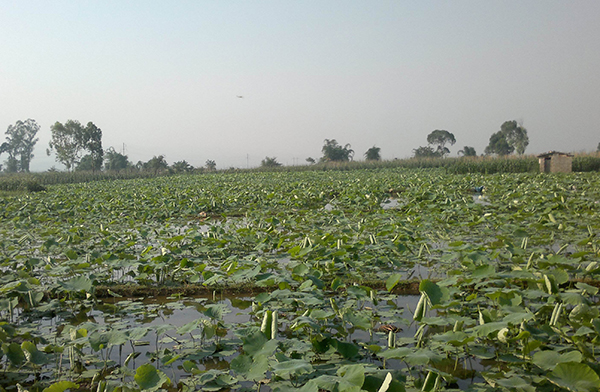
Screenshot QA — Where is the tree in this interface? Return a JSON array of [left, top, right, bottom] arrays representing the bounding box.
[[143, 155, 168, 174], [76, 155, 96, 171], [320, 139, 354, 162], [485, 120, 529, 156], [484, 131, 513, 156], [205, 160, 216, 171], [2, 119, 40, 172], [596, 142, 599, 152], [104, 147, 131, 171], [501, 121, 529, 155], [83, 122, 103, 171], [364, 146, 381, 161], [458, 146, 477, 157], [426, 130, 456, 157], [171, 160, 194, 173], [48, 120, 104, 171], [413, 146, 441, 158], [261, 157, 282, 167]]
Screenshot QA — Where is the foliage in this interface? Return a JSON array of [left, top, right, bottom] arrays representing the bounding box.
[[75, 154, 97, 171], [458, 146, 477, 157], [321, 139, 354, 162], [573, 155, 600, 172], [1, 168, 600, 390], [485, 120, 529, 156], [205, 159, 217, 171], [261, 156, 282, 167], [104, 147, 132, 171], [170, 160, 194, 173], [83, 122, 104, 171], [364, 146, 381, 161], [47, 120, 104, 171], [413, 146, 441, 158], [143, 155, 169, 174], [484, 130, 513, 155], [426, 129, 456, 157], [1, 119, 40, 172]]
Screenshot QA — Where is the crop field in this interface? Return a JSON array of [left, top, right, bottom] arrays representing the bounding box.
[[1, 168, 600, 392]]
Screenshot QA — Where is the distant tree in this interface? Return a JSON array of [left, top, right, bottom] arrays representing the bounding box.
[[485, 120, 529, 156], [413, 146, 441, 158], [261, 157, 282, 167], [484, 131, 513, 156], [596, 142, 599, 152], [427, 130, 456, 157], [48, 120, 103, 171], [104, 147, 131, 171], [501, 121, 529, 155], [75, 155, 96, 171], [171, 160, 194, 173], [83, 122, 103, 171], [144, 155, 169, 174], [458, 146, 477, 157], [306, 157, 316, 165], [364, 146, 381, 161], [205, 159, 216, 171], [2, 119, 40, 172], [320, 139, 354, 162]]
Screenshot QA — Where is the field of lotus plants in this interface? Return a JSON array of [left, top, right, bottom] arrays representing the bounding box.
[[1, 168, 600, 392]]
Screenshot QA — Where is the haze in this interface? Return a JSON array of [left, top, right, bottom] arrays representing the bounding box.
[[1, 1, 599, 171]]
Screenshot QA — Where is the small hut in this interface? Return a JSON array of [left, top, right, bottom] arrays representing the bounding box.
[[537, 151, 573, 173]]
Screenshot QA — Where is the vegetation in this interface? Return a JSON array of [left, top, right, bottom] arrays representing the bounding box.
[[321, 139, 354, 162], [364, 146, 381, 161], [170, 160, 194, 173], [413, 145, 441, 158], [426, 129, 456, 157], [205, 159, 217, 171], [1, 119, 40, 172], [140, 155, 169, 174], [1, 168, 600, 391], [458, 146, 477, 157], [104, 147, 132, 171], [47, 120, 104, 171], [261, 156, 282, 167], [485, 120, 529, 156]]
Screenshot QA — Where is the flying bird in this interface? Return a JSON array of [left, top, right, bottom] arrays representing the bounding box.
[[236, 95, 243, 98]]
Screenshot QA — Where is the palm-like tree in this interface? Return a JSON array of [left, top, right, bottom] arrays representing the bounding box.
[[364, 146, 381, 161]]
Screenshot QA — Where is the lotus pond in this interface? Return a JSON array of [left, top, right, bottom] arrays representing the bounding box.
[[1, 168, 600, 392]]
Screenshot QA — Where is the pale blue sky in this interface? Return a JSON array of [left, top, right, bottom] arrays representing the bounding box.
[[1, 1, 599, 170]]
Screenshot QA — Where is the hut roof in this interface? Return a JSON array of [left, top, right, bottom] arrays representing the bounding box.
[[536, 151, 574, 158]]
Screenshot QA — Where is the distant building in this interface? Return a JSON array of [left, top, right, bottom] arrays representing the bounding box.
[[537, 151, 573, 173]]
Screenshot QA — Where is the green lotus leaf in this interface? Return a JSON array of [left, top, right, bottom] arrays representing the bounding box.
[[2, 342, 25, 366], [21, 341, 47, 365], [42, 381, 79, 392], [533, 350, 582, 371], [385, 273, 402, 292], [332, 339, 360, 359], [272, 359, 313, 378], [547, 362, 600, 392], [59, 276, 92, 293], [419, 279, 444, 306], [134, 363, 171, 391]]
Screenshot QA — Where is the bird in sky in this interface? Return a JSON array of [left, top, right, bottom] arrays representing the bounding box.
[[236, 95, 243, 98]]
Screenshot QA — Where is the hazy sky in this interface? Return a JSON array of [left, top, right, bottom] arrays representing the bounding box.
[[2, 1, 599, 171]]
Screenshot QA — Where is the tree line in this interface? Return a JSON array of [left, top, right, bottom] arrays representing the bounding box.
[[1, 118, 597, 173], [0, 119, 220, 174]]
